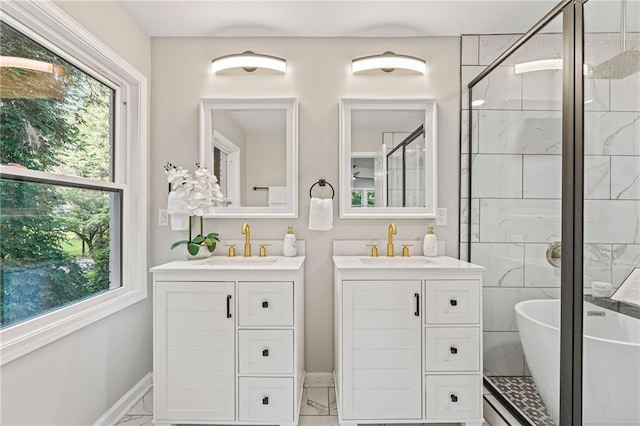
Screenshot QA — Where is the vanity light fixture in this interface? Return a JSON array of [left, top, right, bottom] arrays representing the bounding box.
[[352, 51, 426, 74], [211, 51, 286, 73], [471, 99, 485, 107]]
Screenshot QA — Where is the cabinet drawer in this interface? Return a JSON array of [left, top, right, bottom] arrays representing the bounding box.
[[425, 280, 480, 324], [239, 377, 294, 422], [425, 375, 481, 421], [239, 281, 294, 326], [425, 327, 480, 372], [239, 330, 294, 374]]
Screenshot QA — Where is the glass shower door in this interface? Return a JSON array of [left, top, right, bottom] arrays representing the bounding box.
[[582, 0, 640, 424], [463, 10, 565, 426]]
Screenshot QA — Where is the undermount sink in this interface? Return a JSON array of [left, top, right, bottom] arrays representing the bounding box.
[[359, 256, 433, 266], [204, 256, 279, 265]]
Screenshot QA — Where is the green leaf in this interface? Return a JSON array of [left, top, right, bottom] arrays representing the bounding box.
[[192, 235, 205, 244], [206, 232, 219, 240], [203, 238, 214, 246], [207, 241, 217, 252], [187, 242, 200, 255], [170, 240, 189, 249]]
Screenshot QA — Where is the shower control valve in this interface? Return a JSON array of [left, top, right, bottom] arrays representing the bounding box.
[[450, 346, 458, 354]]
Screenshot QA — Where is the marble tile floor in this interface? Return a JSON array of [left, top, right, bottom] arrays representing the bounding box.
[[115, 383, 492, 426]]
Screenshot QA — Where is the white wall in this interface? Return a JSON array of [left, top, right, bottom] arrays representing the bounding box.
[[0, 2, 152, 425], [151, 36, 461, 372]]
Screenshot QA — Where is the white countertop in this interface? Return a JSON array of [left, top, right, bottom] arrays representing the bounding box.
[[333, 255, 484, 271], [150, 255, 305, 273]]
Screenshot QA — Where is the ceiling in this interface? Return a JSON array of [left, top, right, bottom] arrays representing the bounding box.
[[118, 0, 578, 38]]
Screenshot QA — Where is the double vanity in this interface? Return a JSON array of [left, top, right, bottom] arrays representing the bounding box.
[[151, 233, 483, 426]]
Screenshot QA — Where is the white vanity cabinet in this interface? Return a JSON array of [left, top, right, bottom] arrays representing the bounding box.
[[151, 257, 305, 426], [333, 256, 484, 426]]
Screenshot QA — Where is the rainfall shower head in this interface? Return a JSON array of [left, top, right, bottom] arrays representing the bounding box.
[[588, 0, 640, 80], [589, 50, 640, 79]]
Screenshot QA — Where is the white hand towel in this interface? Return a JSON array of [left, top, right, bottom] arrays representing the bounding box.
[[268, 186, 287, 206], [308, 197, 333, 231], [167, 191, 189, 231]]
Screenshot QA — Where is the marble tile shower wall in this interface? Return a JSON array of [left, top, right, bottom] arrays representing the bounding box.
[[459, 34, 640, 376]]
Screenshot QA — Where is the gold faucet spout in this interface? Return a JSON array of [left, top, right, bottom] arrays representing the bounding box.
[[387, 222, 397, 257], [241, 222, 251, 257]]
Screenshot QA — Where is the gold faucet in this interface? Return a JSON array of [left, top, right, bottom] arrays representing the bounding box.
[[387, 222, 397, 257], [241, 222, 251, 257]]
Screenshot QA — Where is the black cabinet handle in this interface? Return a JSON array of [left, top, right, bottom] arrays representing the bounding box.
[[414, 293, 420, 316], [262, 349, 269, 357], [450, 394, 458, 403], [262, 301, 269, 308], [450, 346, 458, 354], [226, 295, 232, 318], [450, 299, 458, 306], [262, 396, 269, 405]]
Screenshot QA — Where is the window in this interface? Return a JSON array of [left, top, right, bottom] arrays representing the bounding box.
[[0, 2, 147, 364]]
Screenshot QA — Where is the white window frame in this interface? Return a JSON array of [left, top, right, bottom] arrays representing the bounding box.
[[0, 1, 148, 366]]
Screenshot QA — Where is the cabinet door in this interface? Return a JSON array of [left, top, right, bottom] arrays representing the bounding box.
[[342, 280, 422, 420], [155, 281, 235, 421]]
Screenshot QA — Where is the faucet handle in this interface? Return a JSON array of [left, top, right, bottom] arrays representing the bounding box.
[[224, 243, 236, 258], [366, 243, 379, 257], [402, 244, 414, 257], [259, 243, 271, 257]]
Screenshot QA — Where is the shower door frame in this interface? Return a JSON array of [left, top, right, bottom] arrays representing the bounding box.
[[466, 0, 586, 424]]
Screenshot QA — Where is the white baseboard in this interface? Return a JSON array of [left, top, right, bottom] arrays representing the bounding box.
[[94, 372, 153, 426]]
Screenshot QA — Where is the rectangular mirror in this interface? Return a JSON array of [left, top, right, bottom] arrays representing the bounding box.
[[339, 98, 437, 218], [199, 98, 298, 218]]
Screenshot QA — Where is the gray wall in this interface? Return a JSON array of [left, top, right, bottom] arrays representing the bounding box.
[[151, 36, 461, 372], [0, 2, 152, 425]]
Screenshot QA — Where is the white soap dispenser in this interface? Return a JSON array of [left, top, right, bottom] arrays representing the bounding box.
[[423, 225, 438, 257], [283, 226, 298, 257]]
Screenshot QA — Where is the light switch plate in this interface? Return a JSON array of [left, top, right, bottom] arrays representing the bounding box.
[[436, 208, 447, 226]]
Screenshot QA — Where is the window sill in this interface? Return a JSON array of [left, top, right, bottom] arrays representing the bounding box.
[[0, 283, 147, 366]]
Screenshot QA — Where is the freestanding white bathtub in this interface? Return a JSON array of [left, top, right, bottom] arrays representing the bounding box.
[[515, 299, 640, 425]]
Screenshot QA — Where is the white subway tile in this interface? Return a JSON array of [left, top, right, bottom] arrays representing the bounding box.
[[611, 156, 640, 200], [479, 110, 562, 154], [584, 200, 640, 244], [471, 243, 524, 287], [462, 35, 479, 66], [472, 155, 523, 199], [585, 112, 640, 155], [585, 156, 611, 200], [480, 199, 561, 243], [523, 155, 562, 199]]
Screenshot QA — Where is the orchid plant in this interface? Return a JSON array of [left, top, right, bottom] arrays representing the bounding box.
[[165, 162, 224, 255]]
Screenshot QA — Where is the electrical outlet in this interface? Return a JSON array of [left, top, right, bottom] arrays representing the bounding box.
[[436, 207, 448, 226], [158, 209, 168, 226]]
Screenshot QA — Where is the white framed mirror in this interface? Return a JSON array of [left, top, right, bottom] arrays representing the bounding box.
[[199, 98, 298, 218], [339, 98, 438, 218]]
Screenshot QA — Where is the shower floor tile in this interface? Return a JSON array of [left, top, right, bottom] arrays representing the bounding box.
[[490, 376, 555, 426]]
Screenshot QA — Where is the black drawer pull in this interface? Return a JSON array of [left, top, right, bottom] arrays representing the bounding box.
[[262, 301, 269, 308], [450, 394, 458, 403], [262, 349, 269, 357], [450, 299, 458, 306], [414, 293, 420, 316], [262, 396, 269, 405], [450, 346, 458, 354], [226, 295, 232, 318]]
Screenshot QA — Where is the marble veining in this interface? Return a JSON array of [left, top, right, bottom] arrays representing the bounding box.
[[300, 387, 330, 416], [612, 156, 640, 200], [585, 112, 640, 155], [471, 243, 524, 287], [584, 156, 611, 199], [479, 110, 562, 155]]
